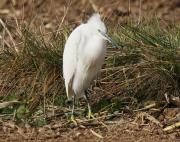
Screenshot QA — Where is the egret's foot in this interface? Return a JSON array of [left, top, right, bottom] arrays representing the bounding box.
[[70, 115, 77, 126], [87, 110, 95, 119]]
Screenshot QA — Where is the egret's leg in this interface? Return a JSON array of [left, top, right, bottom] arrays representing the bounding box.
[[70, 95, 77, 125], [84, 90, 95, 119]]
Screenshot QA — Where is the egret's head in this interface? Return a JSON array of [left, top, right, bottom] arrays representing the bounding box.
[[87, 13, 119, 48], [87, 13, 107, 34]]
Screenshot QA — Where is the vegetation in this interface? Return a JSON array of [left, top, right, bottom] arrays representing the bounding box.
[[0, 20, 179, 124]]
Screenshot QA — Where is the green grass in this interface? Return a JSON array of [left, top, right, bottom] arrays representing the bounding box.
[[0, 27, 67, 119], [0, 20, 179, 122], [102, 21, 180, 110]]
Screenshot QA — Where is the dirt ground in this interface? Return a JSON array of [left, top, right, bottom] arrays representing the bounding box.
[[0, 0, 180, 141], [0, 113, 180, 142], [1, 0, 180, 30]]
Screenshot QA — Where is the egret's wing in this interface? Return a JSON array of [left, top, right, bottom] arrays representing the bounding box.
[[63, 25, 84, 99]]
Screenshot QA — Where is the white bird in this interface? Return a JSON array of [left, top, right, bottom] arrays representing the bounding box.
[[63, 13, 116, 123]]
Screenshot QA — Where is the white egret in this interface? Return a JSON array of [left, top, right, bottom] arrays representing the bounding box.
[[63, 13, 116, 123]]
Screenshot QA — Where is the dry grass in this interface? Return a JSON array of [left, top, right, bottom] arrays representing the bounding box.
[[0, 19, 179, 124], [0, 25, 67, 120]]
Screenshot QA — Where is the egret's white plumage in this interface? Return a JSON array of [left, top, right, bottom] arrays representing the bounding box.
[[63, 13, 107, 100]]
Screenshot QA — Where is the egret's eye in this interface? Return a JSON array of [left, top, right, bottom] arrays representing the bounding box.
[[98, 29, 119, 48], [97, 29, 101, 34], [98, 29, 105, 37]]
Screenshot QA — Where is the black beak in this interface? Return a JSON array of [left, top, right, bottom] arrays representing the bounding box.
[[98, 29, 119, 48]]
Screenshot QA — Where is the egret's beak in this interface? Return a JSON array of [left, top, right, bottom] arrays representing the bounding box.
[[98, 29, 119, 48]]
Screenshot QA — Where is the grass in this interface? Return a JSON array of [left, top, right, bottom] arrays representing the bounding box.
[[0, 19, 179, 123], [100, 21, 180, 110], [0, 26, 67, 120]]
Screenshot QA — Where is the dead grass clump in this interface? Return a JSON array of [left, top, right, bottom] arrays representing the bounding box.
[[95, 22, 180, 111], [0, 27, 66, 119]]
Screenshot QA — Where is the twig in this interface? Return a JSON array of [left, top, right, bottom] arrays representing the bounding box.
[[88, 0, 98, 12], [0, 100, 21, 109], [128, 0, 131, 14], [0, 19, 18, 53], [133, 103, 156, 112], [170, 96, 180, 107], [164, 93, 170, 103], [55, 1, 71, 37], [144, 112, 163, 127], [134, 112, 163, 127], [138, 0, 142, 25], [90, 129, 103, 139], [79, 121, 102, 127], [16, 125, 28, 139], [0, 32, 11, 49], [163, 122, 180, 132]]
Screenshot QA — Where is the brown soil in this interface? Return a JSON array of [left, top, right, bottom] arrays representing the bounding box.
[[0, 109, 180, 142], [0, 114, 180, 142], [0, 0, 180, 141], [0, 0, 180, 30]]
